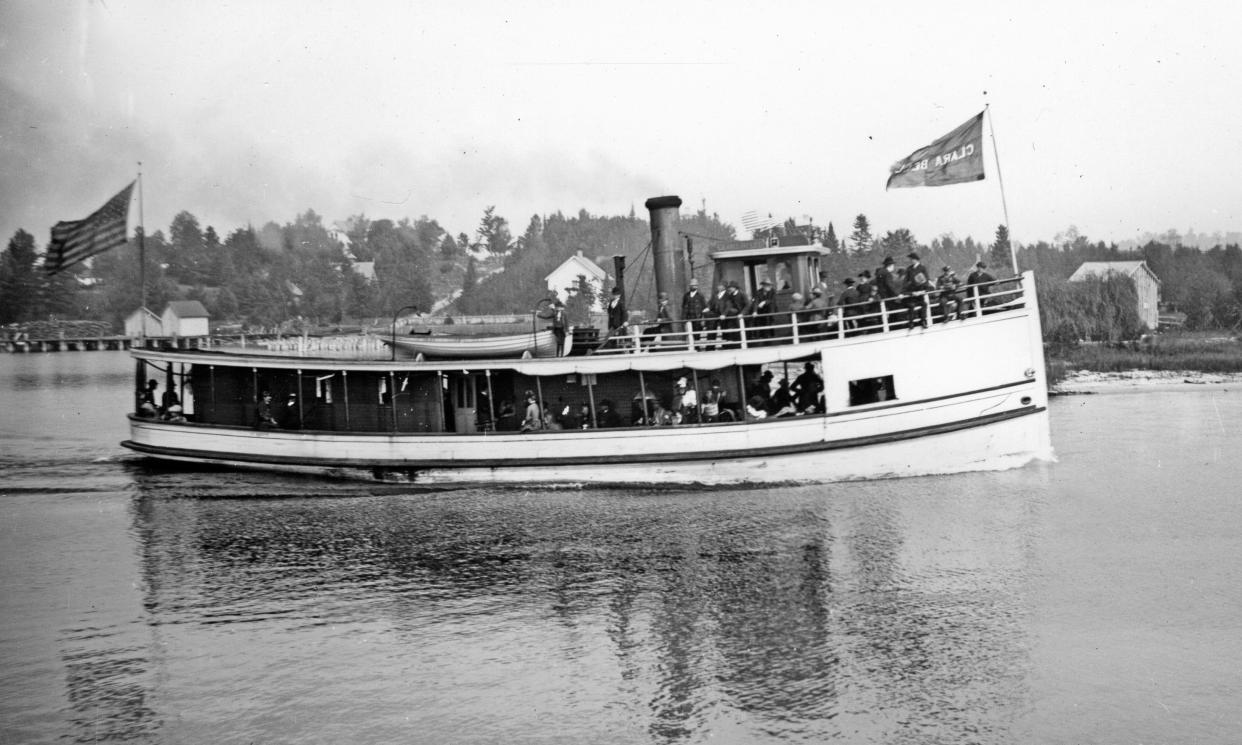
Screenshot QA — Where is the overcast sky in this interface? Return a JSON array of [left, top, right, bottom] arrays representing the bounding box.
[[2, 0, 1239, 252]]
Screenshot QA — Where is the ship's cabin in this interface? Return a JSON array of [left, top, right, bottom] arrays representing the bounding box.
[[708, 241, 823, 312]]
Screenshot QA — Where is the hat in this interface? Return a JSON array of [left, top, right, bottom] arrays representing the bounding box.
[[843, 278, 855, 286], [907, 252, 920, 260], [976, 261, 987, 269], [611, 286, 622, 294], [942, 266, 951, 272], [688, 278, 698, 287], [883, 256, 894, 265], [728, 279, 740, 288], [791, 292, 804, 302], [658, 292, 669, 300], [811, 287, 823, 295], [760, 278, 772, 285], [858, 269, 871, 278]]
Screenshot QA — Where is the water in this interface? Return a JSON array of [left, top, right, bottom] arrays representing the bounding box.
[[1, 351, 1240, 744]]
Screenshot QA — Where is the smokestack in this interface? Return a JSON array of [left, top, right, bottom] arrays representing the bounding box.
[[644, 195, 685, 321], [612, 255, 626, 307]]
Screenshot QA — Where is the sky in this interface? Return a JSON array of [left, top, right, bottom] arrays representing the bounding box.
[[2, 0, 1240, 252]]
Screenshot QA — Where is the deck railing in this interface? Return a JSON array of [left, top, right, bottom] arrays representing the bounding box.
[[593, 277, 1025, 354]]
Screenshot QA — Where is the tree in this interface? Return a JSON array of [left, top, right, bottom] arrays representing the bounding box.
[[990, 224, 1011, 271], [477, 206, 513, 254], [0, 230, 41, 323], [878, 228, 917, 257], [849, 214, 873, 254], [823, 222, 841, 254]]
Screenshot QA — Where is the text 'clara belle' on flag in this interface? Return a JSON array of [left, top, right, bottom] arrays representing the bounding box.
[[46, 181, 135, 275], [886, 112, 985, 190]]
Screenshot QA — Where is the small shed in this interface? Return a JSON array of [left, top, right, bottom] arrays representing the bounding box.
[[545, 251, 609, 311], [124, 307, 163, 337], [160, 300, 210, 338], [1068, 261, 1161, 330]]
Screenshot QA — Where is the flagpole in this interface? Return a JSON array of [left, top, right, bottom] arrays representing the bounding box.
[[137, 163, 147, 328], [984, 105, 1018, 275]]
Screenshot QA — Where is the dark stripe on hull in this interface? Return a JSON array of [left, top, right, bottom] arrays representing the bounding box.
[[122, 406, 1044, 470]]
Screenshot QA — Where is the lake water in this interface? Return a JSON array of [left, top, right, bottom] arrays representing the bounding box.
[[1, 351, 1240, 744]]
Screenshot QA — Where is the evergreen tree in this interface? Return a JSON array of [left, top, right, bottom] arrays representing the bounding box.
[[990, 224, 1012, 271], [849, 214, 873, 254], [0, 230, 41, 323], [824, 222, 840, 254]]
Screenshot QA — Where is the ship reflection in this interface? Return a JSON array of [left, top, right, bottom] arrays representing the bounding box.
[[129, 476, 1032, 741]]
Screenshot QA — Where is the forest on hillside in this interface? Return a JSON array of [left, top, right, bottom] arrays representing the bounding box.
[[3, 206, 1241, 340]]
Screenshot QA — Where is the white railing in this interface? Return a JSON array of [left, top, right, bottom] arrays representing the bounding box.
[[592, 277, 1025, 353]]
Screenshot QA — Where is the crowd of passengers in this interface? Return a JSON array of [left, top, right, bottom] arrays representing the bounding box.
[[495, 362, 825, 432], [619, 254, 1000, 346]]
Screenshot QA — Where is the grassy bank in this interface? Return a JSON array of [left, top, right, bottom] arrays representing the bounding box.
[[1046, 332, 1242, 386]]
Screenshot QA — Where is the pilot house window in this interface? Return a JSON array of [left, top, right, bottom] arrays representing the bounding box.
[[849, 375, 895, 406]]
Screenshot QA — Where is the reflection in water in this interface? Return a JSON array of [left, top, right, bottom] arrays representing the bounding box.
[[126, 478, 1033, 743]]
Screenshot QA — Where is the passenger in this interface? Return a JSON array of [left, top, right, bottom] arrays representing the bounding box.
[[750, 278, 776, 340], [769, 378, 796, 417], [720, 280, 749, 347], [838, 277, 860, 333], [805, 286, 830, 338], [902, 252, 933, 329], [160, 387, 180, 416], [791, 362, 823, 413], [496, 399, 517, 431], [139, 379, 158, 409], [700, 378, 725, 422], [520, 393, 543, 432], [705, 283, 728, 348], [674, 377, 697, 422], [874, 256, 900, 301], [256, 391, 280, 428], [857, 273, 881, 333], [644, 292, 673, 346], [576, 403, 594, 429], [966, 261, 996, 313], [549, 299, 567, 356], [606, 286, 627, 335], [747, 370, 773, 411], [598, 399, 622, 428], [682, 279, 707, 345], [745, 395, 769, 420], [282, 392, 301, 428], [937, 266, 963, 321]]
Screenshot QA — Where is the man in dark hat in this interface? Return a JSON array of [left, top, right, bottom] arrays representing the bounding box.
[[750, 277, 776, 340], [681, 277, 707, 345], [875, 256, 899, 301], [936, 265, 962, 322], [967, 261, 996, 314], [606, 286, 626, 333], [902, 253, 933, 328], [720, 279, 748, 347], [837, 277, 861, 334], [549, 298, 568, 355]]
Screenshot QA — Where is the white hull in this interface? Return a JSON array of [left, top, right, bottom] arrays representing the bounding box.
[[128, 407, 1051, 486]]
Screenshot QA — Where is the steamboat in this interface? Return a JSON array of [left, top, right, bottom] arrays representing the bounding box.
[[121, 196, 1052, 485]]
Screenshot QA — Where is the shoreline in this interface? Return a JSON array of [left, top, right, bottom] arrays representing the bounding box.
[[1051, 369, 1242, 395]]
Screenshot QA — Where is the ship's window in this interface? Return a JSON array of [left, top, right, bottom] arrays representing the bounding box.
[[849, 375, 895, 406]]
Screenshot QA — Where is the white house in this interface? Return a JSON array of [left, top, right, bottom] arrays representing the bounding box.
[[1068, 261, 1161, 330], [160, 300, 210, 338], [124, 307, 163, 337], [545, 251, 609, 311]]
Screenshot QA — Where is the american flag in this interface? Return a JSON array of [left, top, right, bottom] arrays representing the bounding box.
[[46, 182, 135, 274], [740, 210, 779, 236]]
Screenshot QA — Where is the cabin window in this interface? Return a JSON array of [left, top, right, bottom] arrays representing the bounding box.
[[848, 375, 895, 406]]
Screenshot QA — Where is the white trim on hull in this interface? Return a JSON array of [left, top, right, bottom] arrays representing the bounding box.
[[125, 408, 1051, 486]]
